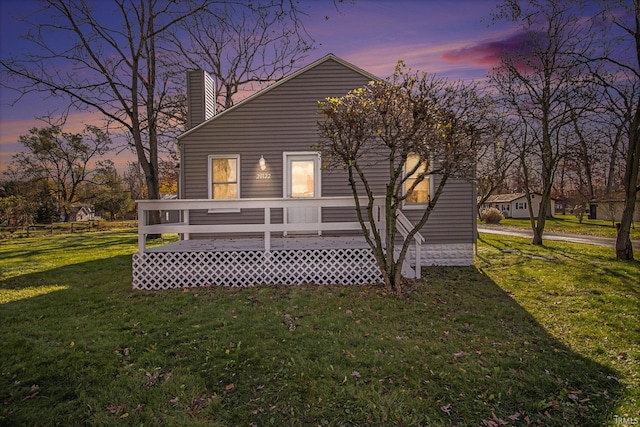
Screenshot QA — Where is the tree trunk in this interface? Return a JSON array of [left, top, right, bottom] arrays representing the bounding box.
[[616, 108, 640, 260]]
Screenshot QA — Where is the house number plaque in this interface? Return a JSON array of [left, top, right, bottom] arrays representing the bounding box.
[[256, 172, 271, 180]]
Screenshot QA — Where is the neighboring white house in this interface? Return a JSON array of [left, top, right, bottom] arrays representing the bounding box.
[[70, 205, 99, 222], [481, 193, 555, 219]]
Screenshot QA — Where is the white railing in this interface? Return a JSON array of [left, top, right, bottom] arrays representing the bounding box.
[[136, 196, 423, 278]]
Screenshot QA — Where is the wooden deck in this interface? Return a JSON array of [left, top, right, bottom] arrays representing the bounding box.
[[133, 197, 472, 290]]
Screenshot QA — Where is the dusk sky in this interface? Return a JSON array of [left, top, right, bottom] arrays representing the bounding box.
[[0, 0, 518, 172]]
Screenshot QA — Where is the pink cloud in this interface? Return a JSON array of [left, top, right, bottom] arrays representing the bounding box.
[[441, 31, 532, 68]]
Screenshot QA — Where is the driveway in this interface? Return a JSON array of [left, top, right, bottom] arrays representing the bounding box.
[[477, 226, 640, 250]]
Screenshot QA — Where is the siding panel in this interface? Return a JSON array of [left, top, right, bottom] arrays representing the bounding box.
[[180, 56, 475, 244]]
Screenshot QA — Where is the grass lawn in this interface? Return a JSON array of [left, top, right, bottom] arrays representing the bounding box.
[[480, 214, 640, 240], [0, 230, 638, 426]]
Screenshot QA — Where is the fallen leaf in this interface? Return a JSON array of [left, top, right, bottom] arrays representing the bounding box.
[[225, 383, 234, 391], [351, 370, 361, 379], [106, 403, 127, 415], [168, 396, 179, 407], [453, 351, 465, 362], [191, 394, 211, 411], [22, 384, 40, 401], [22, 391, 39, 401], [482, 413, 508, 426], [441, 403, 452, 415]]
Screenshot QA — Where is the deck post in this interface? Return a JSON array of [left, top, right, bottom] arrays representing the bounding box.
[[264, 207, 271, 251], [415, 242, 421, 279], [138, 205, 146, 253], [183, 209, 190, 240]]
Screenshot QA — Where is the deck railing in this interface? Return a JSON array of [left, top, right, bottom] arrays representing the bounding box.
[[136, 196, 423, 278]]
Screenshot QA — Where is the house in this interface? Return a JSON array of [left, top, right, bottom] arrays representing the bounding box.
[[590, 192, 640, 222], [133, 54, 477, 290], [69, 205, 98, 222], [480, 192, 555, 219]]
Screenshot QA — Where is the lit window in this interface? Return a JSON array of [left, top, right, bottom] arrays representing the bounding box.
[[209, 155, 239, 200], [404, 154, 429, 205]]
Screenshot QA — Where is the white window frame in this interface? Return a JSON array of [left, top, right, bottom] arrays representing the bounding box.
[[402, 154, 433, 210], [207, 154, 240, 213]]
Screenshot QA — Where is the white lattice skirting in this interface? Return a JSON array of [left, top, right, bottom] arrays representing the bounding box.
[[132, 248, 383, 290]]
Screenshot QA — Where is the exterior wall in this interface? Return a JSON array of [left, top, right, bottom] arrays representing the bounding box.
[[180, 58, 377, 232], [180, 56, 476, 246], [510, 198, 530, 219], [404, 177, 475, 244], [594, 200, 640, 222], [481, 202, 512, 217], [482, 195, 555, 219]]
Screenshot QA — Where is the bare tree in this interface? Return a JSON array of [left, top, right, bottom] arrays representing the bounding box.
[[476, 115, 519, 216], [586, 0, 640, 260], [166, 1, 314, 110], [317, 63, 492, 295], [490, 0, 595, 244], [8, 121, 110, 221], [0, 0, 323, 235], [0, 0, 212, 228]]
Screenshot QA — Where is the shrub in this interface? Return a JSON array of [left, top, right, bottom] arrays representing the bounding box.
[[481, 207, 504, 224]]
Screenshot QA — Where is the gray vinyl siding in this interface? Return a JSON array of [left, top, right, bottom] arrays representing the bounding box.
[[180, 56, 475, 244], [403, 178, 475, 244], [181, 58, 376, 231]]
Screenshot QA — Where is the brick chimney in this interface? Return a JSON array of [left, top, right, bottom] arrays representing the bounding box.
[[186, 69, 216, 129]]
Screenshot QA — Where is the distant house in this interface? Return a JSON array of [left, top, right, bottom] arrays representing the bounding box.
[[133, 54, 477, 289], [70, 205, 98, 222], [590, 192, 640, 222], [481, 192, 555, 219]]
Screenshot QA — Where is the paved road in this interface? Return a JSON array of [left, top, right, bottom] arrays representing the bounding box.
[[477, 226, 640, 250]]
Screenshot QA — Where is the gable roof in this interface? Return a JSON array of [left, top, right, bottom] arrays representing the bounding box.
[[593, 191, 640, 203], [178, 54, 379, 140], [483, 193, 530, 203], [483, 192, 554, 204]]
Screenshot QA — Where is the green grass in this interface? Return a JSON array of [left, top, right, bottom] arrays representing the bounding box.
[[0, 220, 138, 240], [481, 214, 640, 240], [0, 230, 638, 426]]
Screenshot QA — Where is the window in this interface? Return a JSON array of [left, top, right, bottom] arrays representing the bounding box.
[[208, 155, 239, 211], [516, 202, 527, 210], [404, 154, 429, 206]]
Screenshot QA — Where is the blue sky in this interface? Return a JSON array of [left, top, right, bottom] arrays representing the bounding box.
[[0, 0, 518, 172]]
